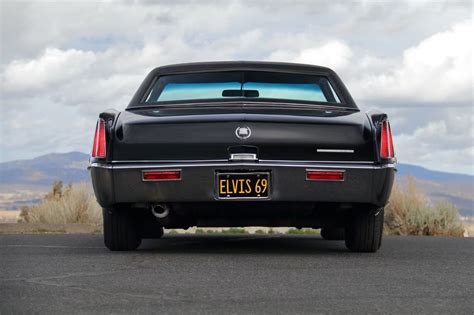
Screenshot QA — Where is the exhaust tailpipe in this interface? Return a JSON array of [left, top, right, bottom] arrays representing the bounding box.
[[151, 204, 170, 219]]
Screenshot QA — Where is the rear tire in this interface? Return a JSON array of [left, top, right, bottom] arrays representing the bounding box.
[[321, 228, 345, 240], [103, 207, 142, 251], [345, 207, 384, 252]]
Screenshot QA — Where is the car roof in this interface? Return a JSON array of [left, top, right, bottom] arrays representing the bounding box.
[[152, 61, 336, 76]]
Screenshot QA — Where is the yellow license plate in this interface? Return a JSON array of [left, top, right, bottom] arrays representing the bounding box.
[[217, 172, 270, 199]]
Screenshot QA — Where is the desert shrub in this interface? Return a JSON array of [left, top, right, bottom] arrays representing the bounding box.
[[19, 181, 102, 225], [384, 177, 464, 236]]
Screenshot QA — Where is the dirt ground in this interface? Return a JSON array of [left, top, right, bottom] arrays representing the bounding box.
[[0, 223, 293, 235], [0, 210, 20, 223], [0, 222, 101, 234], [464, 221, 474, 237]]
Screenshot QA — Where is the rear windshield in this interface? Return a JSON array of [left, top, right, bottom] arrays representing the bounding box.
[[143, 71, 342, 105]]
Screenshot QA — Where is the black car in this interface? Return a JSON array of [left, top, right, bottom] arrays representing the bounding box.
[[89, 61, 395, 252]]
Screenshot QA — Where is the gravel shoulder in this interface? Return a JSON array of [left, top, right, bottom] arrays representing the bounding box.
[[0, 223, 101, 234]]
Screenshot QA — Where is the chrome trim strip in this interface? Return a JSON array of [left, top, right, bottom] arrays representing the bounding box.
[[111, 159, 229, 164], [90, 161, 396, 170], [131, 100, 357, 112], [317, 149, 354, 153], [109, 159, 373, 164], [259, 159, 373, 164], [229, 153, 258, 161]]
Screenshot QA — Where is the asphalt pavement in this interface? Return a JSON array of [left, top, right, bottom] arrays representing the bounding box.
[[1, 234, 473, 314]]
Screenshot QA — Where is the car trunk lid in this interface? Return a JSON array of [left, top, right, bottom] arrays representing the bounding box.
[[111, 105, 374, 162]]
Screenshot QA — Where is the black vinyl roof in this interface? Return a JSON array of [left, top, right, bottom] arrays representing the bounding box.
[[152, 61, 336, 76]]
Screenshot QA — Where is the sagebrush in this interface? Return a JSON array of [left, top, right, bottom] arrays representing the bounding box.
[[19, 181, 101, 225], [384, 177, 464, 236]]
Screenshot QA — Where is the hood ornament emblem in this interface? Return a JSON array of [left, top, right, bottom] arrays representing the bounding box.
[[235, 126, 251, 140]]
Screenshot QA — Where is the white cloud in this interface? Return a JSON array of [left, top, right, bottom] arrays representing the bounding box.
[[268, 40, 353, 70], [293, 41, 353, 70], [277, 20, 473, 105], [0, 98, 96, 162], [351, 20, 473, 103], [3, 48, 96, 92], [395, 118, 474, 174]]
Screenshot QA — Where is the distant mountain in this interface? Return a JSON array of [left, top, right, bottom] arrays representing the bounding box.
[[0, 152, 472, 216], [0, 152, 90, 186], [396, 164, 473, 217], [397, 164, 472, 183]]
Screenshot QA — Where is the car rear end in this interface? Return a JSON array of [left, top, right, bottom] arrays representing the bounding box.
[[89, 62, 396, 252]]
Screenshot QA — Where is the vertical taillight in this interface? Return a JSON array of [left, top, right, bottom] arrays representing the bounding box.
[[92, 119, 106, 158], [380, 120, 395, 158]]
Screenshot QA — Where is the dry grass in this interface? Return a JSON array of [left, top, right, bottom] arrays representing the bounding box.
[[384, 177, 464, 236], [19, 182, 101, 225]]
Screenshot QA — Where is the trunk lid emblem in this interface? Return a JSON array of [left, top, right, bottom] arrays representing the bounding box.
[[235, 126, 251, 139]]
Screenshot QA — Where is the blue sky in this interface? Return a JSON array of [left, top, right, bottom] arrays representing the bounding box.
[[0, 0, 472, 174]]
